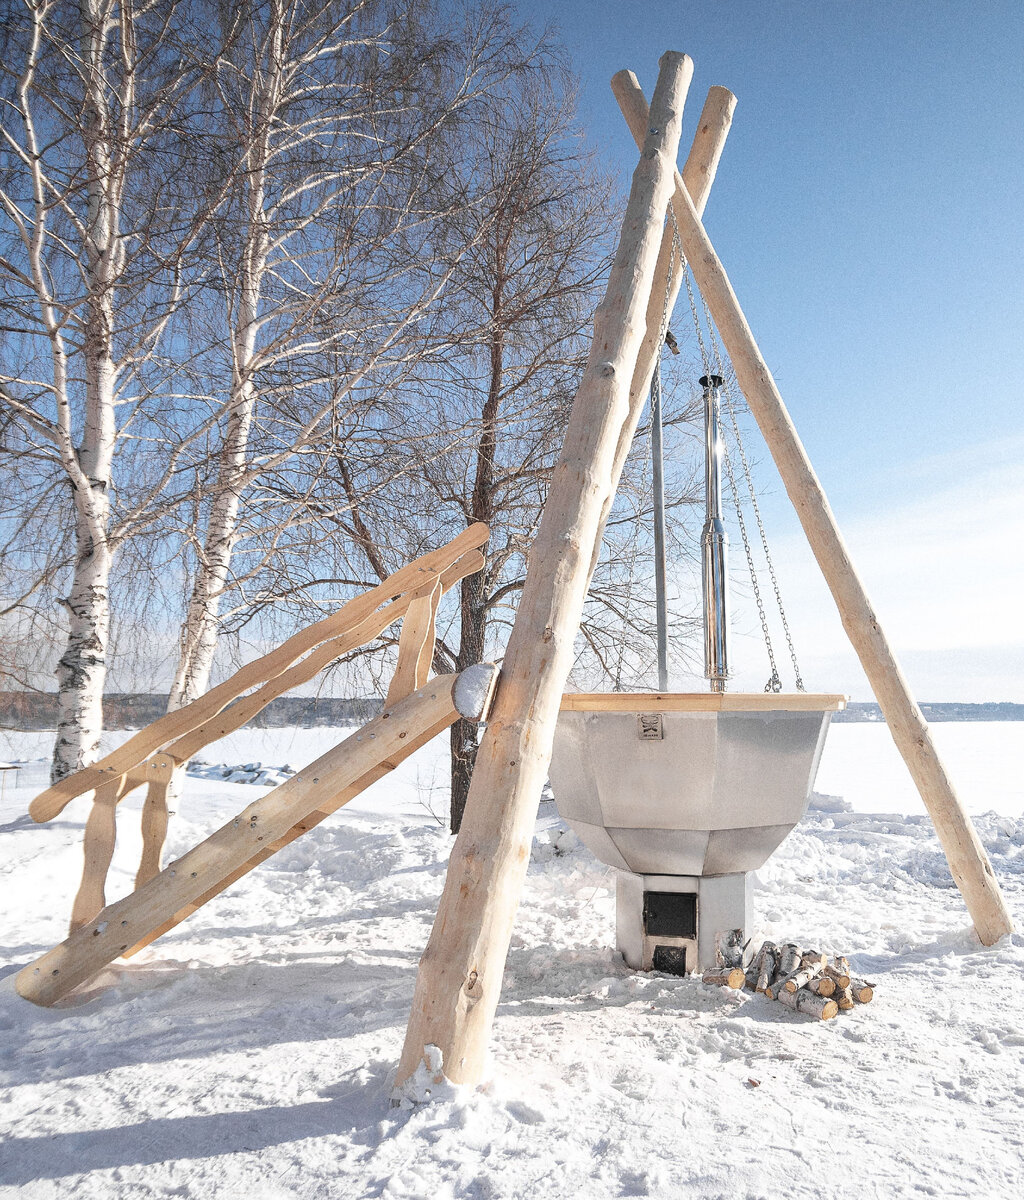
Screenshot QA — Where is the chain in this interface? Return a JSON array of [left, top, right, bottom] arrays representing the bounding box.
[[671, 206, 802, 692], [702, 295, 805, 692], [719, 415, 783, 692]]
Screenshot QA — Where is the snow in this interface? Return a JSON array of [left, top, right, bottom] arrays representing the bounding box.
[[1, 723, 1023, 1198]]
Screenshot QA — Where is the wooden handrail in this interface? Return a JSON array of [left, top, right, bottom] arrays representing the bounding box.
[[30, 525, 488, 823], [49, 533, 487, 934]]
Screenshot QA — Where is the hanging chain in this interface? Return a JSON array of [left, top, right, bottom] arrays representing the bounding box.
[[667, 207, 803, 691], [701, 295, 805, 692]]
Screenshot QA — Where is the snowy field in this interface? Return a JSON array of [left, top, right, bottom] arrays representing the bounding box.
[[1, 722, 1022, 1198]]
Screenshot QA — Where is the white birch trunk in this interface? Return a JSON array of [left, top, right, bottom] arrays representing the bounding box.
[[52, 1, 121, 782], [167, 30, 276, 715]]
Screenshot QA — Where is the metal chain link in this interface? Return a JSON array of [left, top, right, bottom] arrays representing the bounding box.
[[701, 294, 805, 692], [669, 209, 803, 691]]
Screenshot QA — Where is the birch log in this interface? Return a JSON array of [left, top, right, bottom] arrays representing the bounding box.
[[396, 52, 694, 1090], [614, 77, 1014, 947], [702, 967, 745, 989], [776, 987, 839, 1021]]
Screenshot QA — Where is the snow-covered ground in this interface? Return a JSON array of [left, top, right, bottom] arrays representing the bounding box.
[[1, 723, 1022, 1198]]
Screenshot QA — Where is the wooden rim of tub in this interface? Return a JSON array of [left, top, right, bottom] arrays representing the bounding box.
[[559, 692, 847, 713]]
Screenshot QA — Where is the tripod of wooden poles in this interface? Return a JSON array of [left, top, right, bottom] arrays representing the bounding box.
[[14, 50, 1013, 1087]]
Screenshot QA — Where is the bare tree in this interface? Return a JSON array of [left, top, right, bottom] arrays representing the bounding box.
[[319, 65, 631, 829], [164, 0, 546, 716]]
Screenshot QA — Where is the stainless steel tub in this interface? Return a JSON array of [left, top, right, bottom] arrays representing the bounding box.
[[550, 692, 845, 876]]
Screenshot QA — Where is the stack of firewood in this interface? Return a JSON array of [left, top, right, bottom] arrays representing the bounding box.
[[702, 939, 874, 1021]]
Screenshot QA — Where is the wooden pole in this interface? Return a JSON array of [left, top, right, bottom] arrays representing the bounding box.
[[396, 51, 695, 1090], [614, 77, 1014, 947]]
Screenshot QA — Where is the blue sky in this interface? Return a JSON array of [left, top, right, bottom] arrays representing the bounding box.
[[518, 0, 1024, 700]]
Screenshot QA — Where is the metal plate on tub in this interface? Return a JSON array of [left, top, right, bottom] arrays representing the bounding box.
[[637, 713, 664, 741]]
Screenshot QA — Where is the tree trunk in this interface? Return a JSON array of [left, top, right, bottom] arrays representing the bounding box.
[[53, 490, 112, 781], [450, 269, 504, 832], [51, 0, 120, 782], [168, 71, 270, 714], [449, 563, 487, 832]]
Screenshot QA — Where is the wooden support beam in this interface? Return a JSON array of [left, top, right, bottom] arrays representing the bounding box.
[[68, 778, 126, 931], [17, 670, 494, 1007], [121, 664, 499, 958], [396, 51, 694, 1090], [165, 552, 479, 766], [30, 526, 489, 823], [614, 77, 1014, 946], [133, 758, 176, 891]]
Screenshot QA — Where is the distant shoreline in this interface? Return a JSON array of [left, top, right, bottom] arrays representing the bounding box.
[[2, 692, 1023, 731]]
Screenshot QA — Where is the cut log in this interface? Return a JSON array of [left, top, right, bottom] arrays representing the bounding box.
[[775, 987, 839, 1021], [755, 942, 779, 994], [807, 975, 836, 998], [835, 986, 854, 1011], [850, 979, 875, 1004], [783, 961, 823, 993], [396, 52, 695, 1091], [745, 944, 765, 990], [703, 967, 745, 989], [823, 963, 851, 990], [799, 950, 827, 968], [777, 943, 801, 979], [612, 74, 1015, 948]]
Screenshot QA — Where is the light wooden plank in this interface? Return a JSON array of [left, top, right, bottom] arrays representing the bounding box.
[[122, 694, 463, 956], [167, 553, 477, 766], [385, 578, 442, 707], [134, 754, 176, 889], [69, 779, 125, 931], [558, 692, 847, 713], [30, 526, 488, 823], [18, 675, 465, 1006], [396, 52, 694, 1090]]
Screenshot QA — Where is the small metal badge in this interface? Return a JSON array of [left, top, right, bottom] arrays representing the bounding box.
[[637, 713, 664, 741]]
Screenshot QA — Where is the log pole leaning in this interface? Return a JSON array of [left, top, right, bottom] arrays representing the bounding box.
[[613, 76, 1014, 946], [396, 51, 695, 1090]]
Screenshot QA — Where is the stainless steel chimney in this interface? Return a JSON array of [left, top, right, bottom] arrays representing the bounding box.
[[700, 374, 729, 692]]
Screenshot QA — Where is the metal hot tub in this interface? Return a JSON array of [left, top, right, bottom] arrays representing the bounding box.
[[549, 691, 845, 973]]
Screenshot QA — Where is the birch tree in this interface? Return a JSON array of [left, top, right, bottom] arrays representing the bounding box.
[[0, 0, 213, 779]]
